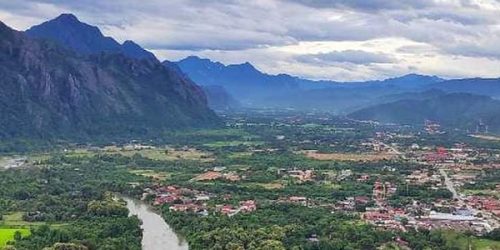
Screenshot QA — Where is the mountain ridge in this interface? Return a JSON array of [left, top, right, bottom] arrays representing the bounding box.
[[0, 19, 219, 139], [348, 92, 500, 133], [26, 13, 156, 60]]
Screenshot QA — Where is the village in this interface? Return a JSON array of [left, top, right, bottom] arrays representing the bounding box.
[[137, 129, 499, 240], [107, 114, 500, 249]]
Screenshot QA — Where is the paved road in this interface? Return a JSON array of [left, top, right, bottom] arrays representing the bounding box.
[[439, 168, 459, 200], [381, 142, 406, 159]]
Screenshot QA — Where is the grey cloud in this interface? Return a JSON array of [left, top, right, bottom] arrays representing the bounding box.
[[443, 38, 500, 60], [296, 50, 396, 65], [1, 0, 500, 79], [287, 0, 437, 11], [2, 0, 499, 55]]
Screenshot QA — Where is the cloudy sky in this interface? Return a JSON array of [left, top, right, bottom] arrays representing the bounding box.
[[1, 0, 500, 81]]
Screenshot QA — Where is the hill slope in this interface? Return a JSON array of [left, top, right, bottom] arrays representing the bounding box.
[[425, 78, 500, 98], [0, 21, 219, 139], [348, 92, 500, 132]]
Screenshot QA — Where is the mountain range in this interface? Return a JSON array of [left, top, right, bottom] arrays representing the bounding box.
[[0, 16, 219, 139], [174, 56, 500, 120], [173, 54, 500, 133], [1, 13, 500, 137]]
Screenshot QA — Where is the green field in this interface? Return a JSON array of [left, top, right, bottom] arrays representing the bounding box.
[[1, 213, 44, 227], [0, 228, 30, 247], [203, 140, 264, 147], [443, 231, 500, 250], [129, 169, 171, 180], [462, 189, 500, 199]]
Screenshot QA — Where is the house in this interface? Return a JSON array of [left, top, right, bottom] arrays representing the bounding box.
[[357, 175, 370, 182], [169, 204, 201, 213], [363, 212, 392, 221], [195, 195, 210, 201], [354, 196, 370, 204], [221, 205, 236, 215], [154, 194, 178, 205], [240, 200, 257, 212], [287, 169, 314, 182]]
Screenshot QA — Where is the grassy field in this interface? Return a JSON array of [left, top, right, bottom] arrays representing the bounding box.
[[470, 134, 500, 141], [57, 147, 214, 162], [250, 182, 284, 190], [443, 231, 500, 250], [129, 169, 170, 181], [203, 140, 264, 148], [301, 150, 395, 162], [1, 212, 66, 228], [462, 189, 500, 199], [1, 212, 46, 228], [0, 228, 30, 247]]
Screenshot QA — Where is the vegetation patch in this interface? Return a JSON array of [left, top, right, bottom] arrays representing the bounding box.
[[1, 212, 45, 227], [0, 228, 30, 247], [64, 146, 214, 162], [255, 182, 284, 189], [301, 150, 395, 161], [129, 169, 170, 181], [443, 230, 500, 250], [203, 140, 264, 148]]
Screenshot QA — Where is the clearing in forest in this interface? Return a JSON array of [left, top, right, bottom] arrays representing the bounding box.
[[301, 150, 395, 161]]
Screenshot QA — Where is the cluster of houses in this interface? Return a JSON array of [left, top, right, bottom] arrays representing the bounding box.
[[465, 196, 500, 217], [405, 170, 442, 185], [277, 168, 315, 182], [356, 198, 495, 235], [215, 200, 257, 217], [333, 196, 371, 211], [373, 181, 397, 201], [143, 185, 211, 214], [143, 185, 257, 217]]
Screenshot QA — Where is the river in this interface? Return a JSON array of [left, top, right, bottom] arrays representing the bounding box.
[[122, 197, 189, 250]]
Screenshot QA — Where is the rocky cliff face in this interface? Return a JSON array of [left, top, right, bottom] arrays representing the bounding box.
[[0, 21, 219, 138]]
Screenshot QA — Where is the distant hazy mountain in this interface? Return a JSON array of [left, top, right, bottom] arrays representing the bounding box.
[[174, 56, 447, 111], [175, 56, 303, 102], [26, 14, 156, 60], [373, 89, 447, 104], [375, 74, 443, 89], [425, 78, 500, 98], [0, 20, 219, 139], [349, 92, 500, 132]]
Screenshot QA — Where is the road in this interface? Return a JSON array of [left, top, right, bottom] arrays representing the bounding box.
[[439, 168, 459, 200], [380, 142, 406, 159]]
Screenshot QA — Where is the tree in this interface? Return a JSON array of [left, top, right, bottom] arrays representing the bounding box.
[[13, 231, 22, 241], [257, 240, 285, 250], [486, 228, 500, 241]]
